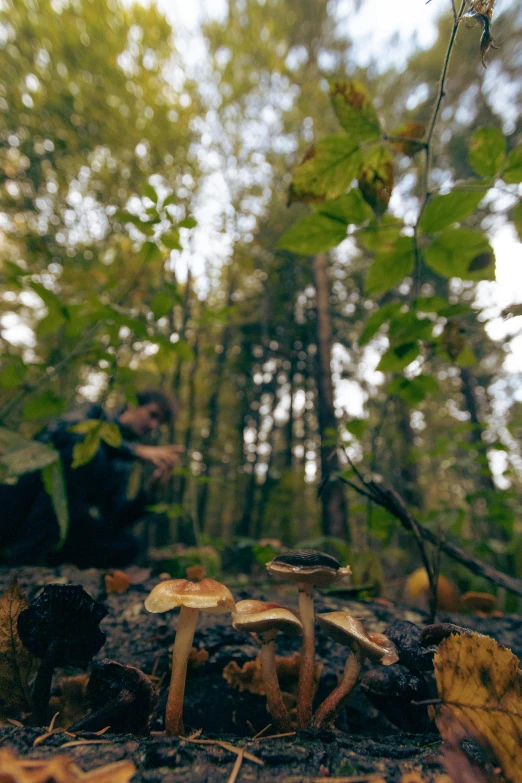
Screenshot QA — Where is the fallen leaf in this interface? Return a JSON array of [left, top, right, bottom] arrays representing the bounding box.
[[104, 571, 130, 595], [434, 633, 522, 783], [0, 577, 36, 718]]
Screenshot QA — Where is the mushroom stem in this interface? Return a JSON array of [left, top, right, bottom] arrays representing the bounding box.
[[297, 584, 315, 728], [32, 640, 57, 726], [165, 605, 199, 736], [259, 637, 293, 733], [311, 646, 364, 728]]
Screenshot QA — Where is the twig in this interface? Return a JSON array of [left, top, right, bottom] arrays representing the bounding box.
[[252, 723, 272, 739], [182, 737, 264, 766], [337, 468, 522, 598], [227, 748, 244, 783], [412, 0, 467, 299]]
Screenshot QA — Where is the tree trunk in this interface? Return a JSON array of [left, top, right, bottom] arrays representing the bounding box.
[[312, 252, 349, 541]]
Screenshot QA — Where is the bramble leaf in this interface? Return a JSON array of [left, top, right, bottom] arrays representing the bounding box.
[[289, 135, 362, 203], [358, 146, 394, 217], [469, 127, 506, 178], [425, 228, 495, 281], [278, 213, 348, 254], [365, 236, 414, 295], [329, 79, 381, 143], [419, 190, 484, 235], [503, 146, 522, 185]]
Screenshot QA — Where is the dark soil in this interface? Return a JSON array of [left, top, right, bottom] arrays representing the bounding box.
[[2, 566, 521, 782]]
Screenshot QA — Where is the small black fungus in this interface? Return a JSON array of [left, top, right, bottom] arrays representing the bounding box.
[[17, 584, 107, 725], [420, 622, 476, 647], [271, 550, 341, 569], [385, 620, 436, 674], [70, 659, 157, 734], [360, 665, 432, 733]]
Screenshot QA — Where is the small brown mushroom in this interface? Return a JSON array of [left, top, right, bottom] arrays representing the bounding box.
[[266, 549, 351, 727], [232, 599, 302, 732], [144, 577, 235, 736], [312, 612, 398, 728]]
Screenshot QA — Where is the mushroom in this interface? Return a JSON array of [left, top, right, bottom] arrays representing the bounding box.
[[17, 585, 107, 726], [144, 577, 235, 736], [266, 549, 351, 727], [69, 659, 157, 734], [311, 612, 398, 728], [232, 599, 302, 732]]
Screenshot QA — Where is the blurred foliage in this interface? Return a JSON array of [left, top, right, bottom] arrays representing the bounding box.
[[0, 0, 521, 599]]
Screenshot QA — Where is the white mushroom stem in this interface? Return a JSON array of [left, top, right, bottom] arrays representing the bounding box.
[[259, 635, 293, 733], [166, 605, 199, 736], [311, 645, 365, 728], [297, 583, 316, 728]]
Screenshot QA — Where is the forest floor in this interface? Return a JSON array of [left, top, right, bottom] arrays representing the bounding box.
[[1, 565, 521, 782]]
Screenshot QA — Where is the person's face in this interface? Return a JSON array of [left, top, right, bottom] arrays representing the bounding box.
[[123, 402, 164, 438]]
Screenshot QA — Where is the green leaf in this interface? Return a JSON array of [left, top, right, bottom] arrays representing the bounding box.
[[72, 429, 101, 469], [425, 228, 495, 281], [290, 135, 363, 203], [151, 291, 174, 319], [69, 419, 101, 435], [358, 145, 394, 217], [388, 375, 439, 405], [0, 428, 58, 478], [41, 460, 69, 548], [345, 418, 368, 438], [359, 217, 403, 251], [0, 360, 27, 390], [388, 312, 433, 348], [329, 80, 381, 143], [114, 212, 156, 234], [513, 201, 522, 242], [315, 189, 373, 225], [359, 302, 402, 346], [36, 309, 67, 337], [139, 241, 162, 264], [365, 236, 414, 295], [469, 128, 506, 178], [503, 146, 522, 184], [142, 182, 158, 203], [162, 193, 177, 208], [22, 391, 65, 421], [419, 190, 484, 235], [278, 213, 348, 254], [100, 422, 122, 449], [178, 216, 197, 229], [412, 297, 473, 318], [162, 230, 182, 250], [377, 342, 420, 372]]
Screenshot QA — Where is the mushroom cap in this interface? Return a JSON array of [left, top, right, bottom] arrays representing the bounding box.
[[317, 612, 398, 665], [233, 599, 302, 636], [17, 584, 107, 666], [144, 577, 235, 614], [266, 549, 351, 587]]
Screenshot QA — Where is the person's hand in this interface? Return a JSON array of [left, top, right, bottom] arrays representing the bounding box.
[[134, 444, 185, 471]]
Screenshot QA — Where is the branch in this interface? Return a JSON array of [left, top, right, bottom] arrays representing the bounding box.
[[338, 469, 522, 599], [412, 0, 467, 298]]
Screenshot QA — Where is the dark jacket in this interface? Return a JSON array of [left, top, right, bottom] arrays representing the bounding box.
[[0, 407, 147, 567]]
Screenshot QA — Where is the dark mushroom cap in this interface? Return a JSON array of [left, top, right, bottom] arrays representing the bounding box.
[[360, 665, 432, 733], [85, 659, 158, 733], [266, 549, 351, 587], [17, 584, 107, 666], [318, 612, 398, 665], [384, 619, 436, 674], [233, 600, 302, 636]]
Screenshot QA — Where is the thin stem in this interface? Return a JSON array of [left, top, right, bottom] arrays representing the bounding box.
[[311, 646, 364, 728], [296, 585, 315, 728], [165, 605, 199, 736], [32, 641, 57, 726], [412, 0, 466, 299], [259, 638, 293, 733]]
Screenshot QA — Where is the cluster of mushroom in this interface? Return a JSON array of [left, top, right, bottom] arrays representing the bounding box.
[[144, 548, 398, 736]]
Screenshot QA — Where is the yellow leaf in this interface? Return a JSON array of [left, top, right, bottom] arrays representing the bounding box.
[[434, 634, 522, 783], [0, 577, 36, 719]]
